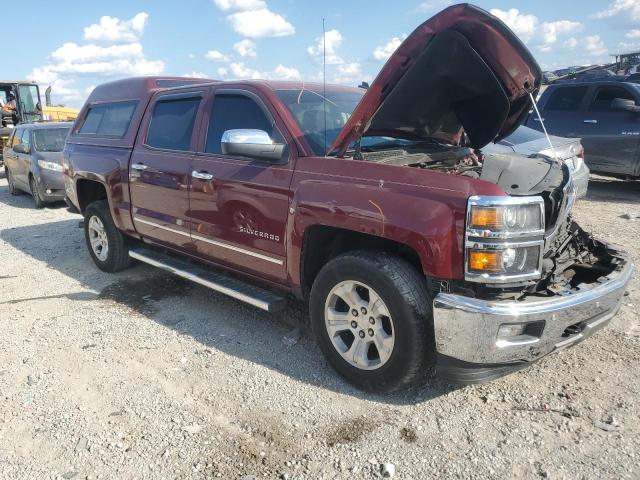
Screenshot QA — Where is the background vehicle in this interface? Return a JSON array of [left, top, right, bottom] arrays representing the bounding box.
[[3, 122, 72, 208], [64, 5, 632, 392], [526, 81, 640, 178], [0, 81, 43, 166], [484, 125, 589, 198]]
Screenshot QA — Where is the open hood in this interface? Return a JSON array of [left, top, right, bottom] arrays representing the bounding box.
[[329, 4, 542, 156]]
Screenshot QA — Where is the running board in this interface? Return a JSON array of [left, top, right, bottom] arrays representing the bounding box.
[[129, 247, 286, 312]]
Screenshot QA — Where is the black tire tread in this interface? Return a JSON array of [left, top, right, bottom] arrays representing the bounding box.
[[84, 200, 131, 272], [310, 250, 434, 392]]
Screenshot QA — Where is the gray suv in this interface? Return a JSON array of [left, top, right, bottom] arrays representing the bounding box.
[[526, 81, 640, 179], [3, 122, 72, 208]]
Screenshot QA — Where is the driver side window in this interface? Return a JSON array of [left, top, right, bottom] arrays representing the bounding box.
[[205, 94, 280, 154], [20, 129, 30, 148]]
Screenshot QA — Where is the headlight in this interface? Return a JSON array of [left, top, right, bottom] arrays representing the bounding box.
[[37, 160, 63, 172], [465, 196, 545, 284]]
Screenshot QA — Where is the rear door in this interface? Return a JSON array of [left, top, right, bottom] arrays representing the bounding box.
[[189, 88, 294, 283], [4, 127, 22, 182], [129, 90, 205, 249], [579, 84, 640, 175], [529, 85, 589, 137]]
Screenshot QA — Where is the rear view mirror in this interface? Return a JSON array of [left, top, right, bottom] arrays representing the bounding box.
[[13, 143, 30, 154], [611, 97, 640, 113], [221, 129, 286, 162]]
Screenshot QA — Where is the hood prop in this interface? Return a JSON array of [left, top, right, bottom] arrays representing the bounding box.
[[528, 91, 558, 162]]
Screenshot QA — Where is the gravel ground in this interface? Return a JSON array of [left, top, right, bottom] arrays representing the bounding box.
[[0, 173, 638, 480]]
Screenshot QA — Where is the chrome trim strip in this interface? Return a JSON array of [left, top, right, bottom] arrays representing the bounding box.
[[133, 217, 284, 266], [129, 250, 272, 311]]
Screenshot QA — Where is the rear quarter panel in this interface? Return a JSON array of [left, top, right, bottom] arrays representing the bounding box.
[[64, 143, 136, 234]]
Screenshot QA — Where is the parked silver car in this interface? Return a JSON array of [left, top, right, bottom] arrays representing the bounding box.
[[3, 122, 72, 208], [484, 125, 589, 198]]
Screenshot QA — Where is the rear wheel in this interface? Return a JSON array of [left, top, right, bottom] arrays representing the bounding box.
[[310, 251, 435, 392], [6, 167, 20, 195], [84, 200, 131, 272], [30, 175, 45, 209]]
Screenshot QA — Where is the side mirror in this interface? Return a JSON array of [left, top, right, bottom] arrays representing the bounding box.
[[221, 129, 286, 162], [611, 97, 640, 113], [13, 143, 30, 154]]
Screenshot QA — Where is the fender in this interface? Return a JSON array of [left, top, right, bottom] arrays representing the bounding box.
[[286, 156, 506, 288]]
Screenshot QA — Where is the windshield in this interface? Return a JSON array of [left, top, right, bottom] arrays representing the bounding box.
[[33, 128, 70, 152], [276, 89, 364, 155], [16, 85, 43, 122]]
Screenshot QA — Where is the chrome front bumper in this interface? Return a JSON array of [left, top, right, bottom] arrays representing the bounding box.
[[433, 250, 633, 371]]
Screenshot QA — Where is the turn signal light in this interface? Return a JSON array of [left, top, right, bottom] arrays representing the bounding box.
[[468, 251, 502, 273], [469, 207, 502, 229]]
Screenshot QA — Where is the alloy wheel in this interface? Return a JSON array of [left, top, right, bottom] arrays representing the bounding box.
[[88, 215, 109, 262], [324, 280, 395, 370]]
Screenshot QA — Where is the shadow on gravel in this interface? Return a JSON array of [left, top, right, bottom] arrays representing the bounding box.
[[0, 211, 456, 405], [583, 177, 640, 206]]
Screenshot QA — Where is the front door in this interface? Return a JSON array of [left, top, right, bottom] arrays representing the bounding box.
[[15, 129, 32, 187], [189, 89, 293, 283], [579, 84, 640, 176], [129, 91, 205, 249]]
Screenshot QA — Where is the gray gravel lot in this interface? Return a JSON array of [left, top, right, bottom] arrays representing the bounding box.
[[0, 174, 638, 480]]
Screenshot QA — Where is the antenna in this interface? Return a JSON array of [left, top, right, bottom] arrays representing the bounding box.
[[323, 17, 327, 154]]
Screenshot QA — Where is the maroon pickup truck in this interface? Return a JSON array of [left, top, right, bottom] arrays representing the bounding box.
[[64, 5, 633, 391]]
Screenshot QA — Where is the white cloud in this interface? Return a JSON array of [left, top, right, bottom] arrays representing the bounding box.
[[372, 35, 406, 61], [626, 29, 640, 39], [490, 8, 581, 52], [188, 53, 196, 59], [490, 8, 538, 42], [583, 35, 608, 56], [595, 0, 640, 21], [233, 39, 256, 57], [213, 0, 266, 11], [215, 62, 300, 80], [227, 62, 263, 79], [564, 37, 578, 50], [307, 29, 344, 65], [184, 71, 209, 79], [272, 65, 301, 80], [205, 50, 230, 62], [84, 12, 148, 43], [226, 9, 295, 38], [333, 62, 367, 84], [212, 0, 294, 38], [28, 12, 163, 106]]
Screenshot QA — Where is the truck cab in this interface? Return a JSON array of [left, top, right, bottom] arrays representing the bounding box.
[[526, 81, 640, 178], [64, 5, 633, 392], [0, 81, 43, 165]]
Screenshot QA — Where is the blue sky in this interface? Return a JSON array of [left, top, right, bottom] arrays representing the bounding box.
[[11, 0, 640, 107]]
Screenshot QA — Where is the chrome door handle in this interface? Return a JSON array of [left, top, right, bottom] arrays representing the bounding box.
[[192, 170, 214, 181], [131, 163, 148, 171], [583, 119, 598, 124]]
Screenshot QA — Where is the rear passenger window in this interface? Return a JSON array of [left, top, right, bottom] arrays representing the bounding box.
[[589, 86, 636, 111], [206, 94, 275, 154], [544, 87, 588, 111], [146, 97, 201, 151], [79, 102, 137, 137]]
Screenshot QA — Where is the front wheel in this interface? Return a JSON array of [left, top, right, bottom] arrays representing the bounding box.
[[30, 175, 45, 209], [84, 200, 131, 272], [310, 251, 435, 392]]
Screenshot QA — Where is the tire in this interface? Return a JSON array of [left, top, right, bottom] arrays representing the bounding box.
[[309, 250, 435, 392], [30, 175, 45, 209], [6, 167, 21, 196], [84, 200, 131, 272]]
